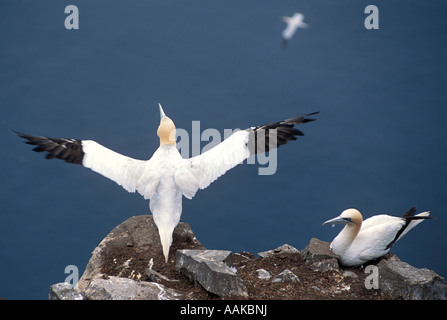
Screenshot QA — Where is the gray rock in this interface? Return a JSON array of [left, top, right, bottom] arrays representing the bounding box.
[[258, 244, 300, 258], [75, 215, 204, 294], [272, 269, 300, 283], [83, 276, 183, 300], [301, 238, 339, 272], [49, 214, 447, 300], [256, 268, 272, 280], [176, 249, 248, 298], [377, 254, 447, 300], [342, 270, 358, 279], [49, 282, 84, 300]]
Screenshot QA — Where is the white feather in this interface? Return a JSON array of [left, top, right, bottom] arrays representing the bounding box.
[[81, 140, 147, 193], [180, 130, 251, 191], [282, 13, 308, 40], [346, 216, 405, 265]]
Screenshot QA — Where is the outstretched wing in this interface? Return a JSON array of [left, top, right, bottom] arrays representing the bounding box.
[[174, 112, 319, 198], [14, 131, 148, 194], [250, 112, 319, 153]]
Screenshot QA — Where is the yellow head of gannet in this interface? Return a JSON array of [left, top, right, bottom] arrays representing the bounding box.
[[324, 208, 363, 229], [157, 103, 176, 146]]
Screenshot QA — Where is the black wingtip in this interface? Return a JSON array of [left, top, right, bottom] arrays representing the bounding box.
[[12, 130, 36, 144], [11, 129, 24, 137], [250, 111, 320, 154], [303, 111, 320, 122], [402, 207, 433, 220], [403, 206, 417, 218], [282, 111, 320, 126], [405, 216, 433, 221], [13, 131, 85, 165]]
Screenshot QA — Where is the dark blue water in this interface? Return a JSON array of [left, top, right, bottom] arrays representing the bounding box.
[[1, 1, 447, 299]]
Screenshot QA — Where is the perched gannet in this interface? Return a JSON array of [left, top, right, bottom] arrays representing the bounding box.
[[281, 12, 308, 49], [322, 207, 431, 267], [15, 104, 318, 262]]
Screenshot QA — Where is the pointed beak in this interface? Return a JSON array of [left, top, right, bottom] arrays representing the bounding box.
[[322, 216, 352, 226], [158, 103, 166, 119]]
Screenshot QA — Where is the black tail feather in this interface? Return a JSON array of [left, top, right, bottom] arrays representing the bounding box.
[[402, 206, 432, 220]]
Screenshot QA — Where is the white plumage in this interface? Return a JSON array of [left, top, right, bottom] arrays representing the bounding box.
[[323, 208, 431, 267], [83, 126, 254, 261], [82, 140, 149, 195], [15, 104, 318, 262], [281, 12, 308, 49]]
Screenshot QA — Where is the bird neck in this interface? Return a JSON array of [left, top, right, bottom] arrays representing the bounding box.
[[159, 134, 176, 146], [157, 118, 177, 146], [334, 223, 361, 251]]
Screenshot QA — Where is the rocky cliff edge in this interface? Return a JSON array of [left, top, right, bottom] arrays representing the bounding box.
[[49, 215, 447, 300]]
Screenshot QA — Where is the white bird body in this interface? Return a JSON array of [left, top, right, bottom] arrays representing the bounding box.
[[146, 144, 183, 259], [282, 12, 308, 48], [323, 208, 431, 267], [16, 104, 318, 262]]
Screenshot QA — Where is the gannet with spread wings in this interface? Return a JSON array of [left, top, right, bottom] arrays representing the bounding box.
[[15, 104, 318, 262]]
